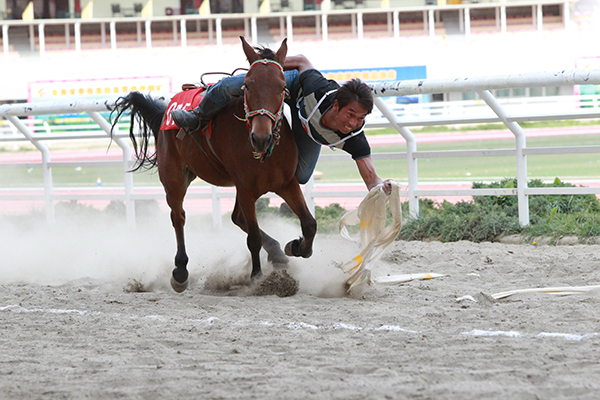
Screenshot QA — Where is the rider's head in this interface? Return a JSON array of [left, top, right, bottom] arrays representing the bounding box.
[[334, 79, 373, 114], [327, 79, 373, 134]]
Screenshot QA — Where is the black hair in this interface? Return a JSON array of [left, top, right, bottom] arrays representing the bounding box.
[[334, 78, 373, 114]]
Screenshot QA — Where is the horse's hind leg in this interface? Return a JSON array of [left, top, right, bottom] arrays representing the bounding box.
[[162, 167, 196, 293], [277, 182, 317, 259]]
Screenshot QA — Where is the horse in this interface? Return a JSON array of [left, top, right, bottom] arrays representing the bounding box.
[[111, 37, 317, 293]]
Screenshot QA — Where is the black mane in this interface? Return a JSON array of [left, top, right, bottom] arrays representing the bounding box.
[[254, 45, 276, 60]]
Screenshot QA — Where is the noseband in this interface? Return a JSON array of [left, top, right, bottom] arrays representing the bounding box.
[[243, 58, 289, 161]]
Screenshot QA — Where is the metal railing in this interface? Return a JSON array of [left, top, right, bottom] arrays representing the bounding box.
[[1, 68, 600, 227]]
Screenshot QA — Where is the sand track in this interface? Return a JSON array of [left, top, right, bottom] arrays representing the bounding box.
[[1, 215, 600, 399]]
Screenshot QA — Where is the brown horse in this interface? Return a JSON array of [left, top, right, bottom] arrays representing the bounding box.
[[111, 37, 316, 292]]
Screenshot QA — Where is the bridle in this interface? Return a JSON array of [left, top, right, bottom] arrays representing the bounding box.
[[242, 58, 289, 161]]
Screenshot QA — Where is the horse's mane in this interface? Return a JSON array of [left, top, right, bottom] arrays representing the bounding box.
[[253, 45, 276, 61]]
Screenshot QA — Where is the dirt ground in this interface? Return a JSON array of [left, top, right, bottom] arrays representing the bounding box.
[[1, 214, 600, 399]]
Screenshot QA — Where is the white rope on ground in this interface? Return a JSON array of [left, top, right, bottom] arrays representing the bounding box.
[[492, 285, 600, 299]]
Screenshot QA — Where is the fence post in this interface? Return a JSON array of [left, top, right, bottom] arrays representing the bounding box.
[[305, 175, 315, 216], [7, 116, 55, 223], [110, 21, 117, 50], [251, 16, 257, 44], [286, 14, 293, 44], [477, 90, 530, 226], [39, 23, 45, 58], [88, 111, 136, 226], [212, 186, 222, 230], [373, 97, 419, 219], [146, 20, 152, 49], [180, 19, 187, 48]]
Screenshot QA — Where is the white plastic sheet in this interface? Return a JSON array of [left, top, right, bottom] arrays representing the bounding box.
[[338, 182, 403, 292]]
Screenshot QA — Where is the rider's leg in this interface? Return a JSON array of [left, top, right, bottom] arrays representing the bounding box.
[[171, 74, 245, 132], [289, 104, 321, 185], [172, 70, 299, 132]]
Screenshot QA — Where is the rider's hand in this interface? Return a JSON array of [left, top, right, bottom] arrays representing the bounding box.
[[383, 179, 394, 195]]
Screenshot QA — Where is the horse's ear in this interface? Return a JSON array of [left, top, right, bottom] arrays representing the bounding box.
[[240, 36, 259, 64], [275, 38, 288, 65]]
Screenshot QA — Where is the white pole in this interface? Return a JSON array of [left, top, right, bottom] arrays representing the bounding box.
[[65, 23, 70, 48], [212, 186, 222, 230], [321, 13, 328, 42], [110, 21, 117, 50], [180, 19, 187, 48], [477, 90, 530, 226], [501, 5, 506, 35], [286, 14, 293, 44], [136, 21, 142, 45], [2, 25, 9, 57], [100, 22, 106, 46], [172, 19, 177, 44], [537, 4, 543, 33], [251, 16, 257, 44], [357, 12, 363, 41], [305, 176, 315, 216], [373, 97, 419, 219], [428, 9, 434, 38], [464, 7, 470, 40], [216, 17, 222, 47], [7, 116, 55, 223], [393, 10, 399, 39], [29, 24, 35, 51], [88, 111, 136, 226], [38, 23, 45, 58], [74, 22, 81, 54], [146, 20, 152, 49], [369, 69, 600, 96]]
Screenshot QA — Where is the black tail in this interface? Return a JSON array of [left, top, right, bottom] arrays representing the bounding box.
[[110, 91, 168, 171]]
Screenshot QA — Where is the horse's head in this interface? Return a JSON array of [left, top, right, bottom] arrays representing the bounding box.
[[240, 36, 288, 158]]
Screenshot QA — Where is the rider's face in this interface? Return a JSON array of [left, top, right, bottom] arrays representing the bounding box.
[[329, 100, 369, 134]]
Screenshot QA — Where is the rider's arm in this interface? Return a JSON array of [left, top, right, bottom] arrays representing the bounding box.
[[284, 55, 315, 73], [355, 156, 393, 194]]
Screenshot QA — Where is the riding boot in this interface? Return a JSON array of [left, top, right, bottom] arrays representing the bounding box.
[[171, 97, 222, 133]]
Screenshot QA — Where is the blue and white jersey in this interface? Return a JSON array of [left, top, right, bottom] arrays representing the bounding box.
[[295, 69, 371, 160]]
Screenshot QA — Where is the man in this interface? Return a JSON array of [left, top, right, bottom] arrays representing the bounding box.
[[171, 53, 393, 194]]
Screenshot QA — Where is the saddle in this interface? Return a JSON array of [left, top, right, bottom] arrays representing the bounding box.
[[160, 83, 208, 139]]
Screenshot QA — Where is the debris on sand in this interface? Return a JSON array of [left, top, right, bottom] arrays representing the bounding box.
[[251, 270, 299, 297], [124, 279, 149, 293]]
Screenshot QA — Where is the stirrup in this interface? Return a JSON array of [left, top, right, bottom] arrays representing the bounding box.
[[172, 109, 200, 133]]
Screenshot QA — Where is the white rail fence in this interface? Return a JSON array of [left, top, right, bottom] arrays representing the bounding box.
[[1, 0, 570, 57], [1, 68, 600, 227]]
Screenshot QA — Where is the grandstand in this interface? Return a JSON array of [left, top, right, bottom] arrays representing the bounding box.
[[0, 0, 598, 103]]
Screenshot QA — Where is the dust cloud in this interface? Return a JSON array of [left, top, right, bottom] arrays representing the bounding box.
[[0, 208, 356, 297]]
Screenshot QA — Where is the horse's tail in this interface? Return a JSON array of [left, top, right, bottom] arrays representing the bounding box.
[[110, 91, 167, 171]]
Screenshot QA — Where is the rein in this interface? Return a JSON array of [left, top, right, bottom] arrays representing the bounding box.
[[242, 58, 289, 162]]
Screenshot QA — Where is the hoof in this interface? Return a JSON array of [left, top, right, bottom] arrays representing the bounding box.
[[285, 237, 312, 258], [170, 275, 189, 293], [250, 270, 263, 282]]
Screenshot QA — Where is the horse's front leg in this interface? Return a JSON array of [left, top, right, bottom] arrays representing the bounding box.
[[277, 181, 317, 259], [232, 192, 263, 280]]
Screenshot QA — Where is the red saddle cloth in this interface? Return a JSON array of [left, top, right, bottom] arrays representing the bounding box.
[[161, 87, 206, 130]]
